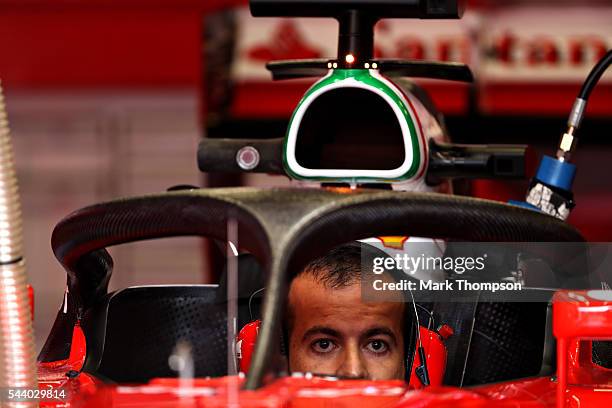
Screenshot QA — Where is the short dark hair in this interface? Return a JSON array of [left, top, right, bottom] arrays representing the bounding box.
[[296, 240, 408, 289], [298, 242, 365, 289], [289, 242, 408, 324]]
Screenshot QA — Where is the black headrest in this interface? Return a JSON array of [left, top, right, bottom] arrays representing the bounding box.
[[81, 285, 228, 383], [593, 341, 612, 369], [435, 290, 555, 386]]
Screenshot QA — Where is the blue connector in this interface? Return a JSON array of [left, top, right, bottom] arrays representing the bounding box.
[[534, 156, 576, 192], [510, 155, 576, 220]]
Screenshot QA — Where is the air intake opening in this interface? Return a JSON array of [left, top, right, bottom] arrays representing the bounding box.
[[295, 88, 406, 170]]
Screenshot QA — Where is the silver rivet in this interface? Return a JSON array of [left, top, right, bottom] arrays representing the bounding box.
[[236, 146, 260, 171]]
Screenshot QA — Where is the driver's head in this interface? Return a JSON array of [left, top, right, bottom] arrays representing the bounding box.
[[286, 243, 406, 380]]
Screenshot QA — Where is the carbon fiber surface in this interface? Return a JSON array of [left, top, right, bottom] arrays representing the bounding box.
[[87, 286, 228, 383], [593, 341, 612, 369]]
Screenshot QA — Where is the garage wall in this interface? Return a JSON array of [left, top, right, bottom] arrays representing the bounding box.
[[5, 90, 205, 350]]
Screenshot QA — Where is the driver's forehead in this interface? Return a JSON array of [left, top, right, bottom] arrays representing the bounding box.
[[288, 273, 404, 335]]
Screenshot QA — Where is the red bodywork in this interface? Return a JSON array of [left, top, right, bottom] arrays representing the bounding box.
[[35, 290, 611, 407]]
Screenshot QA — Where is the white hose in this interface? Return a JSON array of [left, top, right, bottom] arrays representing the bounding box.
[[0, 80, 37, 407]]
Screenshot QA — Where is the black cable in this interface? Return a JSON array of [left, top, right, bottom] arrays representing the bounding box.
[[578, 50, 612, 101], [556, 49, 612, 160], [248, 287, 265, 320], [416, 303, 436, 331]]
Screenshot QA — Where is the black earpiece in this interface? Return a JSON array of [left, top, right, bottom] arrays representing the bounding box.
[[415, 346, 431, 386]]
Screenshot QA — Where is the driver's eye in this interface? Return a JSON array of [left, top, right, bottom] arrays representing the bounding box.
[[311, 339, 336, 353], [365, 340, 389, 354]]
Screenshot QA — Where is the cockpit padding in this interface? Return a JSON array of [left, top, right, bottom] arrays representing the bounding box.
[[82, 286, 228, 383]]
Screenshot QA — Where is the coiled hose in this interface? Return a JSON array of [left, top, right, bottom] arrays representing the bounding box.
[[0, 81, 37, 406]]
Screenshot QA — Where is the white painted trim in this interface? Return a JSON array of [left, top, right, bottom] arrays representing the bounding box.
[[369, 70, 427, 179], [285, 75, 415, 180]]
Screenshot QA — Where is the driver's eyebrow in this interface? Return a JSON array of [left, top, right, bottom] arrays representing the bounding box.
[[363, 327, 398, 346], [302, 326, 341, 341]]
